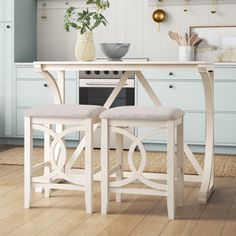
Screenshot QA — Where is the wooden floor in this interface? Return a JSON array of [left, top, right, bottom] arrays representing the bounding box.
[[0, 165, 235, 236]]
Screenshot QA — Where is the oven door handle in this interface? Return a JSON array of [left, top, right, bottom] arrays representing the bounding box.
[[85, 82, 128, 86]]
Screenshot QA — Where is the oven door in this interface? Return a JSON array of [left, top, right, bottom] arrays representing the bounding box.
[[79, 78, 135, 149], [79, 78, 134, 107]]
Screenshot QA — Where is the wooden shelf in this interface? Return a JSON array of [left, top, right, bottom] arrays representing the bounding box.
[[148, 0, 236, 6]]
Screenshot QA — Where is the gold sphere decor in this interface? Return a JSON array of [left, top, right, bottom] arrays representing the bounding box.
[[152, 9, 166, 31]]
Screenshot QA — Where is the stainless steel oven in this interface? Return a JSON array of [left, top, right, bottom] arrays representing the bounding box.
[[79, 70, 135, 148], [79, 70, 135, 107]]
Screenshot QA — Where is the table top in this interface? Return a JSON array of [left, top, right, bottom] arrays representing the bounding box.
[[34, 61, 213, 72]]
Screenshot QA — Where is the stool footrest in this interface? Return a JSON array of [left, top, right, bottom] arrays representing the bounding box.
[[32, 161, 50, 172], [109, 165, 121, 176], [33, 183, 85, 191], [109, 187, 167, 196]]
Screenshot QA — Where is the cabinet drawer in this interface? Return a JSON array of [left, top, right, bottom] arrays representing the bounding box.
[[0, 1, 12, 21], [215, 82, 236, 111], [16, 66, 77, 79], [137, 80, 205, 110], [215, 113, 236, 145], [141, 69, 200, 80], [16, 109, 78, 140], [17, 80, 53, 107], [215, 67, 236, 80], [17, 80, 77, 107]]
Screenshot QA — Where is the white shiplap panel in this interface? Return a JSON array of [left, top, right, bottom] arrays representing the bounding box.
[[115, 0, 127, 43], [121, 0, 135, 57], [65, 30, 77, 61], [49, 9, 67, 60], [36, 1, 236, 61], [161, 6, 181, 61], [37, 9, 67, 60], [99, 0, 117, 43], [208, 4, 236, 25], [144, 6, 162, 60], [179, 5, 209, 34], [133, 0, 145, 57], [37, 10, 51, 60]]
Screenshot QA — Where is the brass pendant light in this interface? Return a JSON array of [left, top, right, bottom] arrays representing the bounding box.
[[152, 7, 166, 31]]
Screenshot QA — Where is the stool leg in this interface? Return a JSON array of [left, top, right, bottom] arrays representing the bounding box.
[[85, 119, 93, 213], [101, 119, 109, 214], [115, 132, 123, 203], [167, 121, 176, 220], [176, 119, 184, 207], [44, 124, 51, 198], [24, 117, 33, 208]]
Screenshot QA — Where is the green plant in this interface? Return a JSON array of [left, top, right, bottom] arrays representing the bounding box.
[[64, 0, 110, 34]]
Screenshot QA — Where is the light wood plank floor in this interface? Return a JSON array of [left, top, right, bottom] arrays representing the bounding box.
[[0, 164, 235, 236]]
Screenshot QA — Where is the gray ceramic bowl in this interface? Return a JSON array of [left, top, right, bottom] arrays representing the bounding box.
[[100, 43, 130, 60]]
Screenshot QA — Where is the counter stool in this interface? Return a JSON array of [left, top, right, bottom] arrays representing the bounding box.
[[24, 104, 105, 213], [100, 106, 184, 219]]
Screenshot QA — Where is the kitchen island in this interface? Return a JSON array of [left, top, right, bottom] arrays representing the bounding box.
[[34, 61, 214, 204]]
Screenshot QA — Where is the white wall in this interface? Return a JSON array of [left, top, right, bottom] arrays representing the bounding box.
[[37, 0, 236, 61]]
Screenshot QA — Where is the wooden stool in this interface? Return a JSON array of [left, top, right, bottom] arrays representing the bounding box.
[[24, 104, 105, 213], [100, 106, 184, 219]]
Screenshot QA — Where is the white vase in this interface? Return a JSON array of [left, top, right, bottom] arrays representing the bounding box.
[[75, 32, 96, 61], [179, 46, 194, 61]]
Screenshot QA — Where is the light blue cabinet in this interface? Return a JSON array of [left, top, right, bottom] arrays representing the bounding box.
[[0, 23, 5, 137], [0, 22, 13, 137], [0, 0, 13, 22], [0, 0, 36, 140], [0, 0, 13, 138], [14, 64, 78, 139], [14, 0, 37, 62], [214, 64, 236, 147], [136, 67, 236, 148]]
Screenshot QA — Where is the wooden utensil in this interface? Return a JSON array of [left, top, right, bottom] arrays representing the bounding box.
[[185, 33, 189, 45], [180, 36, 184, 46], [168, 31, 180, 45], [192, 37, 203, 47], [173, 32, 180, 45], [169, 31, 179, 45], [189, 33, 198, 46]]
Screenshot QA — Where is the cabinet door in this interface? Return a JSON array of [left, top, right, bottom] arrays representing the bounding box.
[[0, 23, 12, 137], [137, 80, 205, 111], [137, 112, 206, 145], [16, 79, 78, 139], [0, 23, 5, 136], [0, 0, 12, 22], [136, 79, 206, 144]]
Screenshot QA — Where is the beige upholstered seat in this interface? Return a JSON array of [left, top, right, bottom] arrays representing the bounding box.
[[24, 104, 105, 214], [100, 105, 185, 220], [25, 104, 106, 119], [100, 106, 184, 121]]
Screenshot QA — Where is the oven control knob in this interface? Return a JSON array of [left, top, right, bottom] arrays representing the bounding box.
[[85, 71, 91, 75], [113, 71, 119, 75], [104, 71, 109, 75], [95, 71, 100, 75], [122, 71, 126, 74]]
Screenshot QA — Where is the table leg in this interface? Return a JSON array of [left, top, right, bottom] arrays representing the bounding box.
[[38, 70, 66, 190], [198, 67, 215, 203], [136, 69, 214, 203]]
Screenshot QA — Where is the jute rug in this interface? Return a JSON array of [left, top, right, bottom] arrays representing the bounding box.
[[0, 146, 235, 177]]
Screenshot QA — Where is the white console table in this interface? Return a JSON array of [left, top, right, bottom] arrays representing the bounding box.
[[34, 61, 214, 204]]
